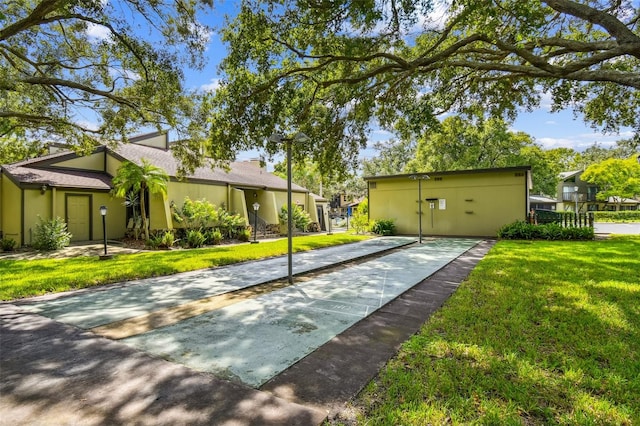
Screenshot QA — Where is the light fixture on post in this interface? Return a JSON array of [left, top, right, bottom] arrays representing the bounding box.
[[40, 184, 48, 194], [251, 202, 260, 244], [269, 132, 310, 284], [409, 174, 430, 243], [573, 185, 579, 215], [99, 205, 112, 260]]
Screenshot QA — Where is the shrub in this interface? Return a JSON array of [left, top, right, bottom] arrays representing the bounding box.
[[594, 210, 640, 223], [1, 237, 16, 252], [216, 208, 247, 239], [160, 231, 175, 248], [185, 229, 206, 248], [498, 221, 594, 240], [279, 204, 312, 231], [237, 228, 251, 242], [172, 197, 218, 230], [32, 217, 72, 251], [206, 229, 223, 245], [371, 219, 396, 236]]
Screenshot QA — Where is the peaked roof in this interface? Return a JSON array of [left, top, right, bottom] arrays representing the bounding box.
[[113, 143, 307, 192], [1, 143, 308, 192]]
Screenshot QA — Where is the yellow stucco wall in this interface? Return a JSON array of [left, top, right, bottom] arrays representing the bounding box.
[[106, 155, 122, 177], [246, 190, 279, 224], [368, 170, 528, 237], [1, 175, 22, 243], [23, 188, 51, 245], [230, 188, 248, 225], [168, 181, 228, 208], [53, 152, 104, 171]]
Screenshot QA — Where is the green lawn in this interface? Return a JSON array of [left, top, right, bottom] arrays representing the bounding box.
[[0, 234, 370, 301], [341, 236, 640, 425]]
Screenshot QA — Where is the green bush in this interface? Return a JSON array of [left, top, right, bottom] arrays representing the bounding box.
[[498, 221, 594, 240], [1, 237, 16, 252], [371, 219, 396, 236], [32, 217, 72, 251], [206, 229, 223, 245], [185, 229, 206, 248], [237, 228, 251, 242], [279, 204, 312, 231], [594, 210, 640, 223], [215, 208, 247, 239]]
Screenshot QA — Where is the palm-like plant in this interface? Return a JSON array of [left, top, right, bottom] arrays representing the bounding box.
[[112, 159, 169, 240]]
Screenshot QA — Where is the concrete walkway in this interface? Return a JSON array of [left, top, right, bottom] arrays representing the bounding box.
[[1, 237, 494, 425]]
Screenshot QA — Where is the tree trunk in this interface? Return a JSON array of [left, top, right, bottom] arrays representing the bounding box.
[[140, 185, 149, 241]]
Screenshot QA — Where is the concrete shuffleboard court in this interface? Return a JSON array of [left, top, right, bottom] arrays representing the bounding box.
[[17, 237, 480, 388]]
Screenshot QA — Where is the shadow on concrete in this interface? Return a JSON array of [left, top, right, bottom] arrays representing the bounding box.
[[0, 304, 326, 425]]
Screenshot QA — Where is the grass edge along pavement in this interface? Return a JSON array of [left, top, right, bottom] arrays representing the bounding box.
[[0, 234, 370, 301], [331, 235, 640, 425]]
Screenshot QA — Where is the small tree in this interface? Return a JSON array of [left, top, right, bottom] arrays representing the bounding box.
[[350, 198, 369, 234], [112, 159, 169, 240], [581, 157, 640, 211]]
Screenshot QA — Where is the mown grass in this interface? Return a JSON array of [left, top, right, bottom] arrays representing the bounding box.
[[0, 234, 370, 301], [345, 235, 640, 425]]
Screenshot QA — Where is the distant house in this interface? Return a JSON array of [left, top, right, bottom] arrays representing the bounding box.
[[529, 194, 558, 211], [365, 166, 531, 237], [0, 132, 325, 247], [558, 170, 639, 212]]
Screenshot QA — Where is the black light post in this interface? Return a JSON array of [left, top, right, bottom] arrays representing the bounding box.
[[99, 205, 112, 260], [269, 132, 310, 284], [409, 174, 430, 243], [252, 202, 260, 243]]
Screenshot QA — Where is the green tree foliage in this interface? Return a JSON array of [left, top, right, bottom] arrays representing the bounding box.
[[362, 139, 416, 177], [403, 116, 566, 195], [0, 136, 46, 164], [208, 0, 640, 177], [350, 198, 369, 234], [112, 159, 169, 240], [273, 158, 326, 195], [581, 156, 640, 210], [1, 0, 210, 166]]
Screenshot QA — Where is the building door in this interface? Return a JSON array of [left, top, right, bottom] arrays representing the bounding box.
[[316, 205, 326, 231], [66, 195, 91, 242]]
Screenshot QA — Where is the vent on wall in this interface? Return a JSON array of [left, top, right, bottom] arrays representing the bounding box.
[[434, 177, 443, 181], [515, 172, 524, 177], [369, 182, 377, 189]]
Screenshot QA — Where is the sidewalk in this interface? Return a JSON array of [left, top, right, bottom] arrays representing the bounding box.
[[1, 237, 494, 425]]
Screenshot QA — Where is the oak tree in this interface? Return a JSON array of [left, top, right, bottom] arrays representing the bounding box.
[[1, 0, 211, 167], [208, 0, 639, 175]]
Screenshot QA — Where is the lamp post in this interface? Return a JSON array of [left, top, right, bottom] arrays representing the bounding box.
[[99, 205, 111, 260], [574, 185, 579, 214], [409, 174, 430, 243], [252, 202, 260, 243], [269, 132, 310, 284]]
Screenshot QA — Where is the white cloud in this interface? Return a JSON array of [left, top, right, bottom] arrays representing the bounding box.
[[86, 23, 111, 42], [200, 78, 221, 92], [537, 130, 634, 151]]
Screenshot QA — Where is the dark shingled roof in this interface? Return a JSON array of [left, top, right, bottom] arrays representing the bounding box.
[[1, 143, 308, 193]]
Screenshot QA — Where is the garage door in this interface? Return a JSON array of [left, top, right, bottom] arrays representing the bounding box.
[[66, 195, 91, 242]]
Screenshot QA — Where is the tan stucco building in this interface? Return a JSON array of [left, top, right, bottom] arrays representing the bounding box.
[[1, 132, 325, 247], [365, 166, 532, 237]]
